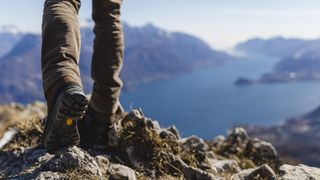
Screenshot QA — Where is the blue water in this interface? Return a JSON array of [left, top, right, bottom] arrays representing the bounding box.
[[120, 57, 320, 139]]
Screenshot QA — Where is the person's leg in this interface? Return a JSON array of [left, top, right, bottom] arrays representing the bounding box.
[[78, 0, 124, 150], [42, 0, 88, 152], [42, 0, 83, 112], [90, 0, 124, 116]]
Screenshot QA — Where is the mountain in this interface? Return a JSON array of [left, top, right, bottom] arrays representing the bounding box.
[[245, 104, 320, 167], [275, 46, 320, 74], [0, 22, 231, 104], [0, 25, 23, 58], [0, 34, 41, 104], [1, 102, 320, 179], [235, 36, 320, 58], [121, 23, 228, 87], [235, 46, 320, 85]]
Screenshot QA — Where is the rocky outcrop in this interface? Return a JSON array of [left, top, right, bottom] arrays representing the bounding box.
[[279, 164, 320, 180], [0, 102, 320, 179], [231, 164, 276, 180], [245, 104, 320, 167]]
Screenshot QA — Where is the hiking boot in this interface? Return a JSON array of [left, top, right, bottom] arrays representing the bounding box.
[[79, 104, 125, 150], [43, 85, 88, 153]]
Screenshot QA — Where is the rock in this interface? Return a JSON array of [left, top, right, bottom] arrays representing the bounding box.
[[159, 129, 178, 141], [169, 153, 221, 180], [208, 159, 240, 173], [35, 171, 65, 180], [216, 127, 249, 155], [245, 139, 277, 159], [279, 164, 320, 180], [108, 164, 137, 180], [244, 138, 280, 169], [107, 108, 180, 175], [146, 117, 162, 133], [166, 125, 181, 140], [4, 104, 320, 180], [108, 109, 146, 148], [180, 136, 208, 151], [41, 146, 102, 176], [211, 128, 281, 172], [231, 164, 276, 180], [180, 136, 209, 162], [210, 135, 226, 150], [95, 155, 110, 175], [227, 127, 249, 151]]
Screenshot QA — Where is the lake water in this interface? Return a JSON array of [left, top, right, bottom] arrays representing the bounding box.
[[120, 57, 320, 139]]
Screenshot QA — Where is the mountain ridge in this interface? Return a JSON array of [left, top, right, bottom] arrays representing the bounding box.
[[234, 36, 320, 58], [0, 22, 231, 104], [0, 25, 23, 58]]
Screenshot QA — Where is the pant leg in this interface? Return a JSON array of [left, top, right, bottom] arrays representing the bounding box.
[[90, 0, 124, 115], [41, 0, 82, 111]]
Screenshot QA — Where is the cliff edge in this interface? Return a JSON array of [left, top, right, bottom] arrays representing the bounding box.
[[0, 102, 319, 179]]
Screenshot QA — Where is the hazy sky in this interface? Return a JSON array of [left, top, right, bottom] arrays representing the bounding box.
[[1, 0, 320, 49]]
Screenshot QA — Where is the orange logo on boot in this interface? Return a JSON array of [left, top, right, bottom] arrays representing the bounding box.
[[66, 118, 73, 126]]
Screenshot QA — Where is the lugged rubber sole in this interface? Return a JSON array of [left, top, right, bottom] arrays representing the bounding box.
[[44, 88, 88, 153]]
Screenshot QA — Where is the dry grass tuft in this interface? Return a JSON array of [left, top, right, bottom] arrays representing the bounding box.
[[1, 102, 46, 151]]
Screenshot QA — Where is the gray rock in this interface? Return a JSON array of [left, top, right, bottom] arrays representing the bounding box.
[[208, 159, 240, 173], [108, 109, 146, 147], [146, 118, 161, 133], [108, 164, 137, 180], [169, 153, 222, 180], [229, 127, 248, 142], [159, 129, 178, 141], [41, 146, 102, 176], [243, 138, 280, 169], [24, 148, 48, 163], [107, 108, 180, 173], [35, 171, 65, 180], [180, 135, 209, 162], [159, 125, 182, 142], [210, 135, 226, 149], [226, 127, 249, 153], [166, 125, 181, 140], [180, 136, 208, 152], [247, 139, 277, 157], [95, 155, 110, 175], [231, 164, 276, 180], [279, 164, 320, 180], [214, 128, 249, 156], [125, 145, 144, 169]]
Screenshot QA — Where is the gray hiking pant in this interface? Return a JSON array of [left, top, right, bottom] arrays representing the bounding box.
[[41, 0, 124, 115]]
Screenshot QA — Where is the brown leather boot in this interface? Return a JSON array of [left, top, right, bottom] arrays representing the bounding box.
[[78, 103, 124, 150], [44, 85, 88, 153]]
